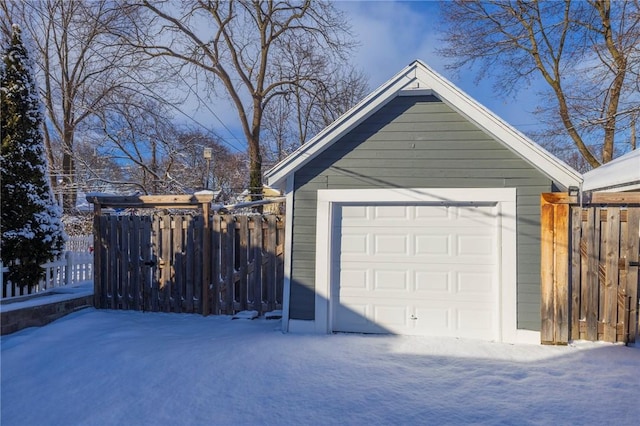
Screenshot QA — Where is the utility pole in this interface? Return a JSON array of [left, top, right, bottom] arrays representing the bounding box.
[[203, 147, 212, 189]]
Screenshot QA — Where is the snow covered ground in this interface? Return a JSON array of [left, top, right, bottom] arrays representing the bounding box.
[[1, 308, 638, 426]]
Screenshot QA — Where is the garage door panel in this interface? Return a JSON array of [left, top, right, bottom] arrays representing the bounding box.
[[374, 234, 409, 255], [457, 235, 495, 256], [341, 234, 369, 255], [373, 205, 411, 219], [372, 304, 410, 327], [341, 205, 368, 219], [457, 272, 494, 296], [414, 307, 451, 331], [340, 269, 368, 289], [415, 205, 451, 219], [457, 309, 495, 336], [415, 235, 451, 255], [374, 270, 408, 290], [415, 271, 451, 292], [334, 203, 499, 340], [335, 302, 368, 327]]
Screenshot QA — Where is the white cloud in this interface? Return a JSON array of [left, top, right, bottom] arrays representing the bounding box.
[[338, 1, 545, 132]]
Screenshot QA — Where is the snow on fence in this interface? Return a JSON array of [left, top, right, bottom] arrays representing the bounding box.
[[65, 235, 93, 252], [1, 240, 94, 300]]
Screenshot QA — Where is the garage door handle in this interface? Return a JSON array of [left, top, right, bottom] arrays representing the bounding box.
[[630, 261, 640, 267]]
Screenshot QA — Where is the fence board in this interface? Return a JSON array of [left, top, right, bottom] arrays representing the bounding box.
[[201, 206, 210, 315], [625, 208, 639, 343], [210, 216, 221, 314], [554, 203, 570, 344], [570, 206, 582, 340], [151, 215, 161, 312], [265, 216, 277, 312], [540, 202, 555, 344], [238, 216, 249, 311], [585, 208, 599, 341], [130, 216, 141, 310], [603, 208, 620, 342], [222, 217, 235, 313], [542, 192, 640, 344], [250, 218, 263, 312], [120, 216, 130, 310], [108, 216, 118, 310]]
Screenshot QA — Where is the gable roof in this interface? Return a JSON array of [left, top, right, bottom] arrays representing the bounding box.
[[582, 149, 640, 192], [265, 60, 582, 189]]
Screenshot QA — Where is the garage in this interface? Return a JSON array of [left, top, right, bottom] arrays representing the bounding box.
[[265, 61, 583, 343], [333, 203, 498, 340]]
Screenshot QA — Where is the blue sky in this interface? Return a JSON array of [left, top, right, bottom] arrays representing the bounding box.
[[185, 0, 545, 153]]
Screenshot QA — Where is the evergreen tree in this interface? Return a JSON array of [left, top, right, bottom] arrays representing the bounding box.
[[1, 24, 65, 288]]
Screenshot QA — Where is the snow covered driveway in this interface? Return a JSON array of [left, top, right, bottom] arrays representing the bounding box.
[[2, 308, 638, 425]]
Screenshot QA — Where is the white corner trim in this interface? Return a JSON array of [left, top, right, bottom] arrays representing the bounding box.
[[314, 187, 521, 343], [281, 175, 294, 333], [515, 329, 542, 345], [288, 319, 317, 334]]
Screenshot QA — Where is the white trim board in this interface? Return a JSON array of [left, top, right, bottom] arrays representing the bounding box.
[[312, 187, 526, 344], [280, 175, 295, 333]]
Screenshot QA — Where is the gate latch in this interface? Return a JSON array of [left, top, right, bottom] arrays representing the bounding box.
[[141, 256, 156, 267]]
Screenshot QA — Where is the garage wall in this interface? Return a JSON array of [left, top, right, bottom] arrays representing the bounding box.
[[290, 95, 553, 330]]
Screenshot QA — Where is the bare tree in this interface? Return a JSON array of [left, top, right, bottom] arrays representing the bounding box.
[[123, 0, 357, 199], [262, 51, 369, 162], [171, 129, 249, 200], [6, 0, 176, 209], [439, 0, 640, 169]]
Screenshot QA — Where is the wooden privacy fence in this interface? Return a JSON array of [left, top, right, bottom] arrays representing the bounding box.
[[541, 192, 640, 345], [90, 194, 284, 316]]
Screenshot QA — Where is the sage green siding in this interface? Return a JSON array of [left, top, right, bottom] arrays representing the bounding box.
[[290, 95, 552, 331]]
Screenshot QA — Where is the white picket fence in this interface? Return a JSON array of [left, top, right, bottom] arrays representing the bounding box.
[[1, 236, 94, 300]]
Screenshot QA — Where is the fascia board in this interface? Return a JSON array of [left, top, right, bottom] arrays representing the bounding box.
[[413, 62, 582, 189], [266, 66, 418, 188]]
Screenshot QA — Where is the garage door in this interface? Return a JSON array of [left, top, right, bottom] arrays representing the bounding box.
[[333, 203, 499, 340]]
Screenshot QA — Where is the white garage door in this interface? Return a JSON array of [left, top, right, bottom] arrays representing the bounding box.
[[333, 203, 499, 340]]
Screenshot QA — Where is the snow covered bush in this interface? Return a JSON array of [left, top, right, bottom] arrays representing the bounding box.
[[1, 24, 66, 288]]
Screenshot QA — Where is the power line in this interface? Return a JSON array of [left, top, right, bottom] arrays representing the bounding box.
[[22, 1, 247, 155]]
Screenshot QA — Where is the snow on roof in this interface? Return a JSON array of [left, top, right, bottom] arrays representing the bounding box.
[[582, 149, 640, 192]]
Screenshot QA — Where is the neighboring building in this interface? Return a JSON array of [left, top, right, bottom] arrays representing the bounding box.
[[582, 149, 640, 192]]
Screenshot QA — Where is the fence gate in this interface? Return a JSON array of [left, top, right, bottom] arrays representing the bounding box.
[[541, 192, 640, 345], [90, 194, 284, 316]]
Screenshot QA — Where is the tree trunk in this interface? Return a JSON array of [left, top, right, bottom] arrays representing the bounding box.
[[62, 151, 76, 211]]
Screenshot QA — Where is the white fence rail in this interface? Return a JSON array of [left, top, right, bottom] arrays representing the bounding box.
[[1, 236, 94, 300]]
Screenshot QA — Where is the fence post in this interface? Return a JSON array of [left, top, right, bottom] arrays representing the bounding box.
[[553, 203, 570, 344], [201, 201, 211, 315], [541, 194, 571, 344], [92, 199, 102, 308], [540, 196, 556, 344]]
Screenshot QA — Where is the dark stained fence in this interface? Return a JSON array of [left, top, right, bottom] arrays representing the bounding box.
[[541, 192, 640, 345], [94, 212, 284, 316]]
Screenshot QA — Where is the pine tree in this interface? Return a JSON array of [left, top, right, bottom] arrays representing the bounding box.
[[1, 24, 66, 288]]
